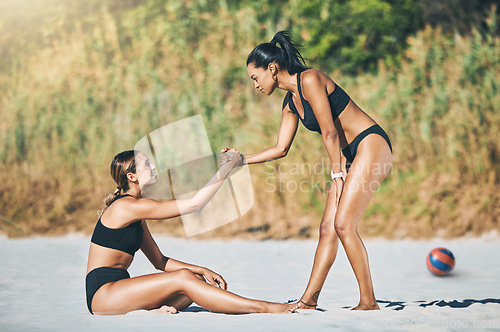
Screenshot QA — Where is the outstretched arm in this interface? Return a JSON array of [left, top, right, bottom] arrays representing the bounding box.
[[242, 106, 299, 164], [124, 153, 242, 221]]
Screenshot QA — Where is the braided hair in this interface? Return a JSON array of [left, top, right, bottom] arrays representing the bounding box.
[[104, 150, 138, 207]]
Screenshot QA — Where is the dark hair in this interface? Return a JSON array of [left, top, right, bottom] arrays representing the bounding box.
[[247, 31, 307, 74], [104, 150, 139, 207]]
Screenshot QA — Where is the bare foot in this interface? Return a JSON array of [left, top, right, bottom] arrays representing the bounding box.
[[284, 302, 300, 313], [296, 300, 317, 310], [150, 305, 178, 314], [268, 302, 300, 313], [351, 303, 380, 310]]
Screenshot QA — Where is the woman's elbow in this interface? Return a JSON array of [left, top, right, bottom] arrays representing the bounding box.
[[191, 205, 202, 214], [188, 200, 206, 214], [154, 256, 169, 271], [277, 145, 289, 158], [179, 198, 203, 215], [322, 130, 338, 142]]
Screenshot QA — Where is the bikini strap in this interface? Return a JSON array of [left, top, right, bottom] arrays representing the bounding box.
[[297, 71, 309, 104], [297, 71, 303, 99]]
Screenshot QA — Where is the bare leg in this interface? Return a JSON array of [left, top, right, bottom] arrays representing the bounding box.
[[157, 273, 205, 312], [91, 268, 298, 315], [298, 189, 340, 309], [143, 273, 205, 313], [297, 134, 392, 310], [334, 135, 392, 310]]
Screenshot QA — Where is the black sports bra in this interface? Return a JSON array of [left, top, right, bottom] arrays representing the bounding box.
[[284, 71, 351, 134], [91, 195, 143, 256]]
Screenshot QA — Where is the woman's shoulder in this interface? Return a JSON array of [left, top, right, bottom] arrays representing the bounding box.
[[301, 68, 324, 77], [101, 197, 140, 228], [300, 69, 335, 96], [300, 69, 331, 85], [107, 195, 136, 212]]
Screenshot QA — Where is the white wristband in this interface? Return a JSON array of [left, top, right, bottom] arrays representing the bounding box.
[[331, 171, 343, 180]]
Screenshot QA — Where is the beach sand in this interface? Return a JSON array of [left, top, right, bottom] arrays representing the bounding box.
[[0, 234, 499, 331]]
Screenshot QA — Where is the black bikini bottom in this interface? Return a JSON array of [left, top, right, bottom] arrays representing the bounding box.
[[342, 124, 392, 172], [86, 267, 130, 314]]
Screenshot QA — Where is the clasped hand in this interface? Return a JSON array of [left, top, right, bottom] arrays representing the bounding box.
[[219, 147, 243, 167]]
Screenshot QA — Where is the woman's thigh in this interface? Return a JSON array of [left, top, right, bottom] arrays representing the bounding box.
[[92, 270, 190, 315], [336, 134, 392, 228]]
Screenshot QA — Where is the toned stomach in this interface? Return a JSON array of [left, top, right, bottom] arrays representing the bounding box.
[[86, 243, 134, 274], [335, 100, 377, 149]]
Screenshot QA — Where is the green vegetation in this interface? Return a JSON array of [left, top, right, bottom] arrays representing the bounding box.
[[0, 1, 498, 238]]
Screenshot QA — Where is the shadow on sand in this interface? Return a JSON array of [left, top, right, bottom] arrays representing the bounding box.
[[377, 299, 500, 311], [183, 299, 500, 312], [183, 306, 210, 313]]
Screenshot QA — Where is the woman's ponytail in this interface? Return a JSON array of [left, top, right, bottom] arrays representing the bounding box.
[[101, 150, 138, 211], [247, 30, 307, 74], [104, 187, 121, 207]]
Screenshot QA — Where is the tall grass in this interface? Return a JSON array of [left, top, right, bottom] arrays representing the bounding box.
[[350, 13, 500, 237], [0, 4, 498, 238]]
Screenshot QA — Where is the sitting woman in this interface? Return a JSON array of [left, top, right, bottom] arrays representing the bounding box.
[[86, 149, 297, 315]]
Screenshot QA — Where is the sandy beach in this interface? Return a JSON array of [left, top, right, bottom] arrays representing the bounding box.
[[1, 234, 499, 331]]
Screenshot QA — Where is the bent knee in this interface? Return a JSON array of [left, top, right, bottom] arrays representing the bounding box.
[[168, 269, 199, 291], [319, 219, 337, 239], [334, 221, 356, 238], [171, 268, 197, 281]]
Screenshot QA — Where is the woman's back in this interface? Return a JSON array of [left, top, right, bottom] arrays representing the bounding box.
[[87, 196, 142, 273], [294, 69, 377, 148]]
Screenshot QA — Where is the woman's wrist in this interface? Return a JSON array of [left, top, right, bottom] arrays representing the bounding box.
[[331, 170, 343, 180], [190, 265, 206, 274]]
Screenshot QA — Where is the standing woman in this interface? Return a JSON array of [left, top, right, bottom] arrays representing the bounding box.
[[86, 149, 298, 315], [237, 31, 392, 310]]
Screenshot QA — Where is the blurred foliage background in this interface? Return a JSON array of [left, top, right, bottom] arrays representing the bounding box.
[[0, 0, 498, 239]]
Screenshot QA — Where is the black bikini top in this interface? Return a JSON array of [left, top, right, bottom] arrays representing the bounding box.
[[284, 71, 351, 134], [91, 194, 143, 256]]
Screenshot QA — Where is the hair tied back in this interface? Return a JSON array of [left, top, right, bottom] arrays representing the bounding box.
[[247, 30, 307, 75]]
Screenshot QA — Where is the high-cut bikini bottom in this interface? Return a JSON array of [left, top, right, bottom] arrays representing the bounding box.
[[342, 124, 392, 172], [85, 267, 130, 314]]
